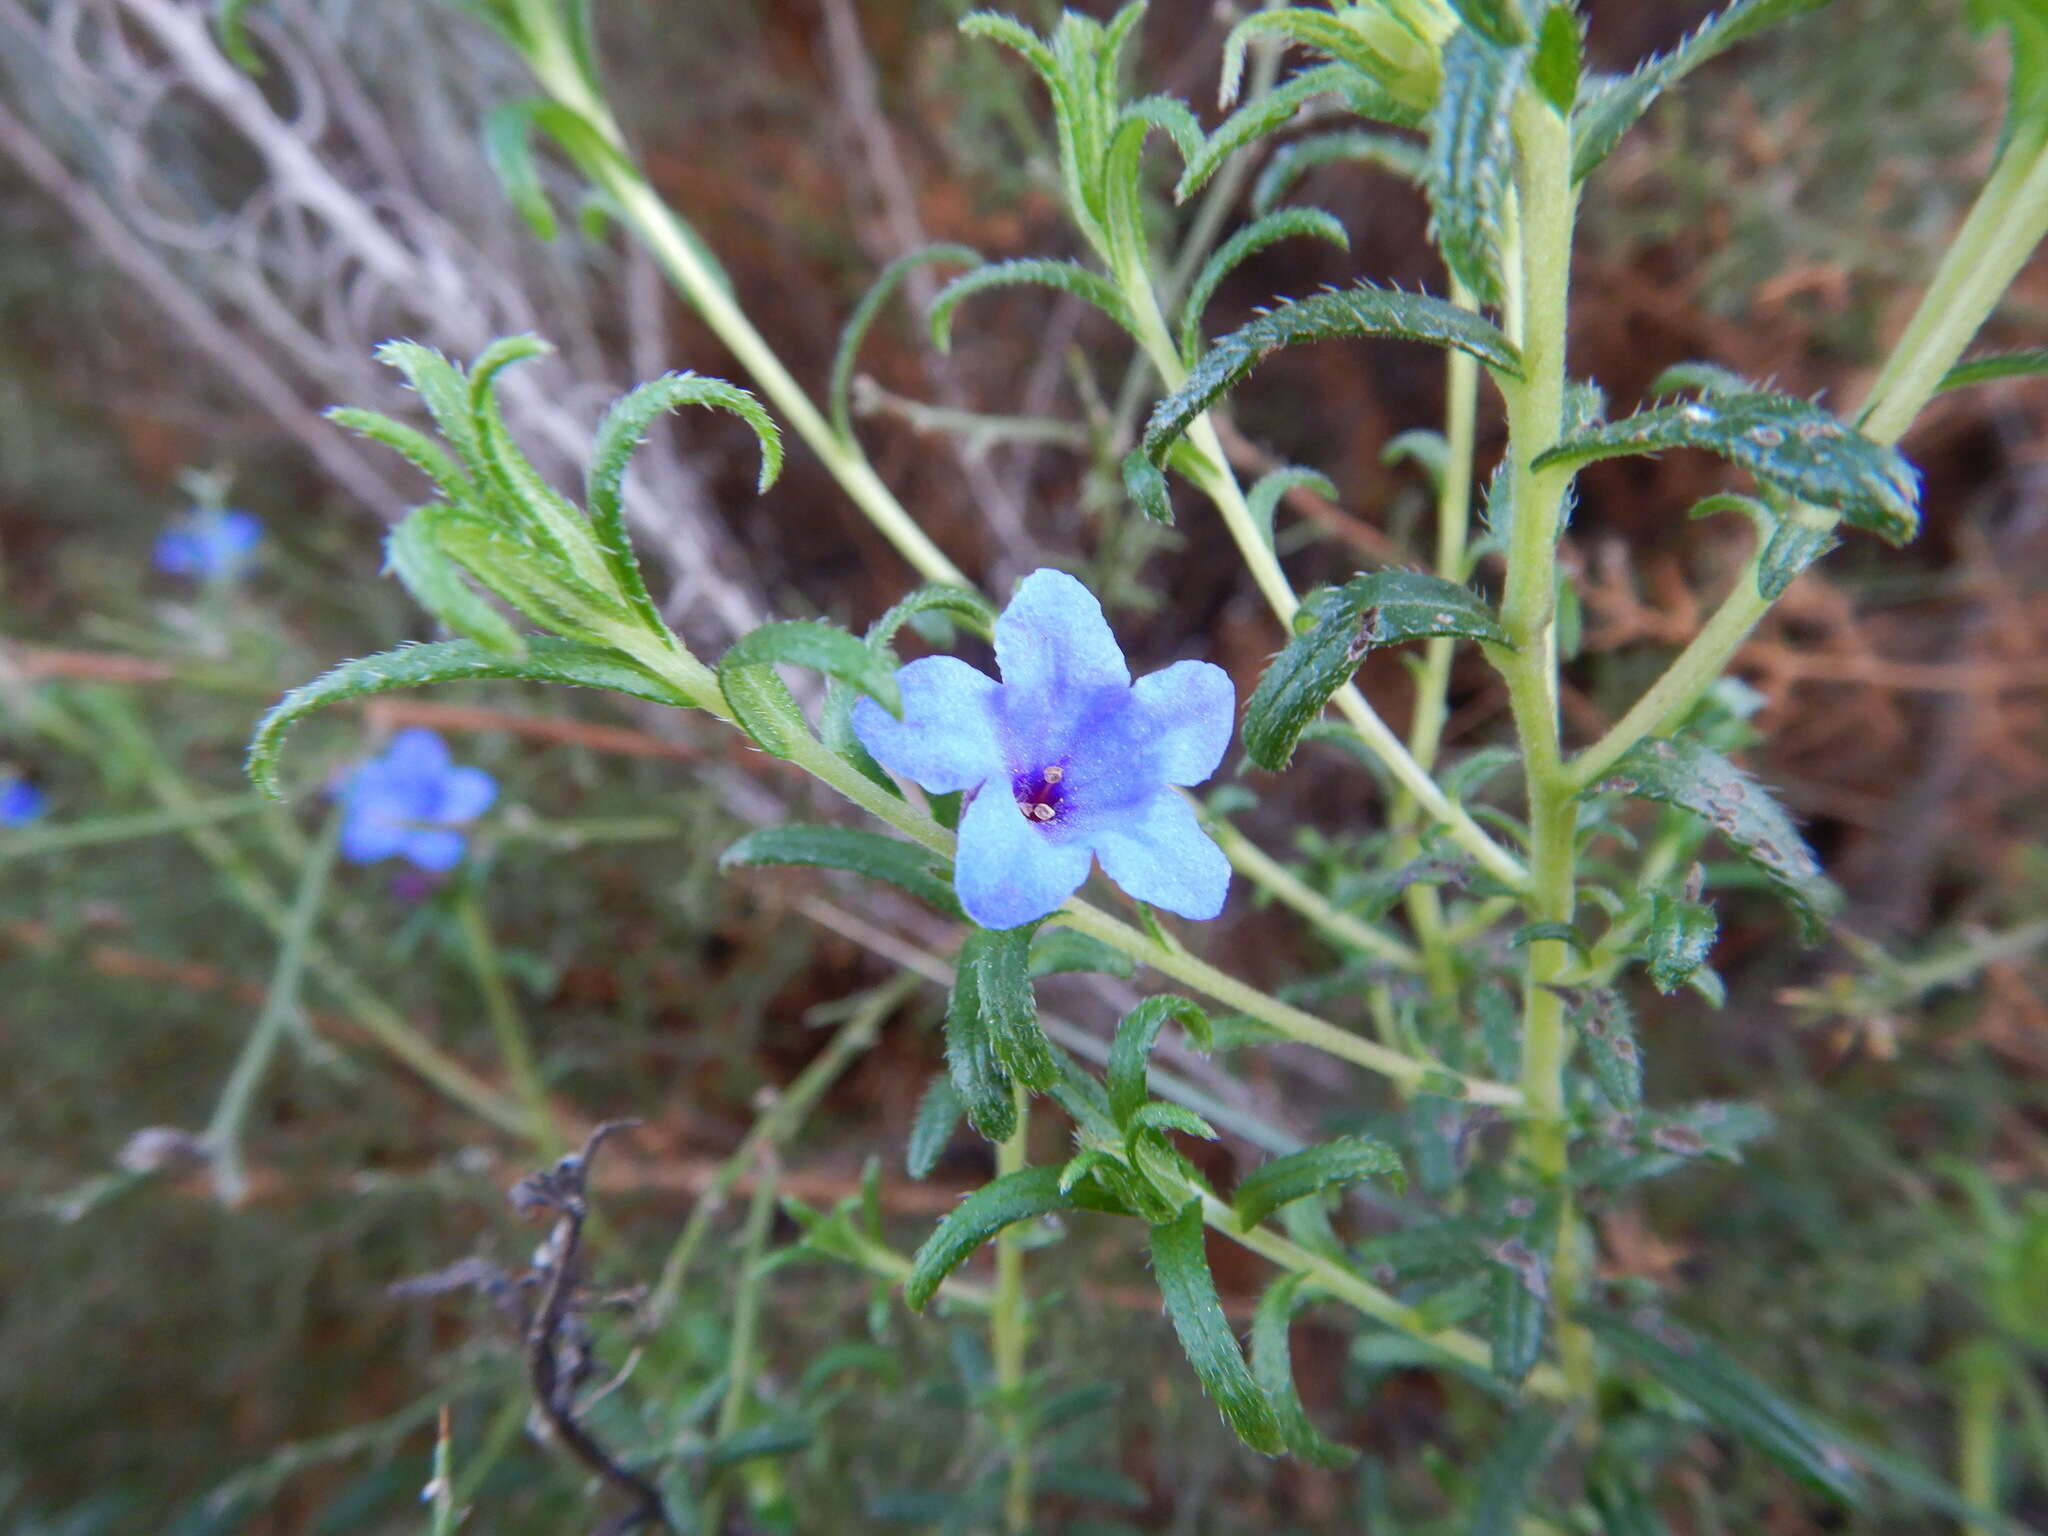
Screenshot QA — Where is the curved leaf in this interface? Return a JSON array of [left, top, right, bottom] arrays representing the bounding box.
[[864, 583, 1000, 649], [1233, 1136, 1405, 1229], [1937, 346, 2048, 392], [214, 0, 263, 73], [1178, 208, 1352, 363], [907, 1074, 964, 1179], [904, 1165, 1069, 1311], [1252, 128, 1427, 213], [1243, 572, 1511, 771], [1143, 285, 1519, 473], [482, 99, 560, 241], [1448, 0, 1533, 47], [928, 259, 1135, 353], [1532, 392, 1920, 544], [1426, 28, 1527, 307], [1220, 10, 1410, 107], [1108, 995, 1214, 1127], [719, 824, 962, 919], [1250, 1274, 1357, 1468], [1246, 465, 1339, 550], [1179, 65, 1410, 201], [829, 243, 981, 442], [326, 406, 473, 507], [953, 924, 1054, 1091], [718, 621, 901, 716], [1151, 1201, 1285, 1454], [1469, 1404, 1573, 1533], [383, 506, 526, 659], [248, 638, 690, 796], [372, 340, 484, 471]]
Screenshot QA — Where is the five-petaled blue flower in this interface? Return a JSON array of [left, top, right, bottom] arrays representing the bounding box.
[[154, 508, 263, 580], [853, 568, 1235, 930], [334, 729, 497, 873], [0, 775, 44, 827]]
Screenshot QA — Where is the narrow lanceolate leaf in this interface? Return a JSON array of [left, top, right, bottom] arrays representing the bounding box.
[[953, 925, 1054, 1090], [1448, 0, 1532, 47], [830, 243, 980, 441], [248, 639, 690, 796], [1150, 1201, 1286, 1454], [864, 583, 1000, 649], [719, 621, 901, 715], [1251, 1275, 1357, 1468], [1027, 928, 1136, 980], [326, 407, 473, 507], [1937, 346, 2048, 392], [587, 373, 782, 631], [1584, 736, 1842, 935], [1531, 5, 1584, 114], [482, 100, 561, 241], [1232, 1137, 1404, 1230], [1572, 0, 1838, 180], [1219, 9, 1411, 106], [1757, 517, 1840, 599], [1179, 64, 1406, 201], [1107, 995, 1213, 1127], [1178, 208, 1352, 363], [1486, 1240, 1549, 1386], [384, 507, 526, 658], [1467, 1404, 1573, 1534], [1252, 129, 1427, 214], [1565, 986, 1643, 1112], [1246, 466, 1338, 550], [1533, 392, 1920, 545], [927, 259, 1136, 353], [907, 1074, 965, 1178], [1580, 1311, 1865, 1502], [719, 825, 962, 919], [1144, 286, 1519, 473], [904, 1165, 1068, 1311], [1242, 572, 1511, 771], [373, 339, 485, 471], [944, 950, 1015, 1142], [1643, 890, 1718, 993], [1426, 29, 1527, 309]]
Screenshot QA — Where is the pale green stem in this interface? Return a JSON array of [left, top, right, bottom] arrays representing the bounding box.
[[454, 882, 563, 1157], [701, 1149, 781, 1536], [993, 1080, 1034, 1535], [1568, 128, 2048, 793], [1955, 1344, 2006, 1536], [204, 806, 343, 1206], [0, 795, 269, 862], [1206, 816, 1422, 972], [1496, 91, 1594, 1401]]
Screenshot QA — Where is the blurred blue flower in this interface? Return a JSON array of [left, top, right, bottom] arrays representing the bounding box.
[[334, 729, 496, 873], [853, 568, 1235, 929], [154, 508, 263, 580], [0, 775, 44, 827]]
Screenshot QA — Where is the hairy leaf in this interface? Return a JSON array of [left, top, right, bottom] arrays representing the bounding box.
[[1584, 735, 1841, 933], [719, 824, 962, 918], [1448, 0, 1532, 47], [1533, 392, 1919, 544], [1252, 128, 1426, 213], [1151, 1201, 1285, 1454], [373, 340, 485, 472], [1426, 29, 1527, 308], [953, 925, 1054, 1090], [830, 244, 980, 441], [904, 1165, 1069, 1310], [1027, 929, 1136, 980], [1178, 64, 1422, 201], [945, 951, 1016, 1143], [1233, 1136, 1404, 1230], [384, 506, 526, 658], [1756, 516, 1840, 599], [1220, 9, 1411, 107], [325, 407, 473, 507], [1108, 995, 1213, 1127], [907, 1074, 964, 1179], [1469, 1404, 1573, 1533], [719, 621, 901, 717], [1128, 1102, 1221, 1141], [1243, 572, 1510, 771], [1251, 1275, 1357, 1468], [1178, 208, 1352, 363], [1486, 1240, 1550, 1386], [928, 259, 1136, 353], [1566, 986, 1643, 1112], [248, 638, 689, 796], [1246, 465, 1339, 550], [1531, 4, 1584, 113], [1643, 889, 1718, 993]]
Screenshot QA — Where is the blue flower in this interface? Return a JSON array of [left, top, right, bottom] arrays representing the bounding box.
[[154, 508, 263, 580], [0, 775, 44, 827], [853, 568, 1235, 929], [334, 729, 497, 873]]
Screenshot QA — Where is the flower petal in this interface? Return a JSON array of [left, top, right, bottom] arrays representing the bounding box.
[[382, 728, 452, 781], [1089, 791, 1231, 920], [403, 827, 468, 873], [994, 568, 1129, 700], [435, 765, 498, 825], [1130, 660, 1235, 786], [954, 781, 1094, 930], [339, 806, 406, 865], [852, 656, 1003, 793]]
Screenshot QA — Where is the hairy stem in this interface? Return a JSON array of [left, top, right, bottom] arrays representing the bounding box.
[[993, 1081, 1034, 1534]]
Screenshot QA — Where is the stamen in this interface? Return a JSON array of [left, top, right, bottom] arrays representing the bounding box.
[[1041, 764, 1064, 784], [1030, 802, 1057, 821]]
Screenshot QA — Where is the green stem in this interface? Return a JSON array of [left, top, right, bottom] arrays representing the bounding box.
[[0, 795, 270, 862], [1206, 816, 1422, 972], [701, 1149, 781, 1536], [1568, 129, 2048, 793], [993, 1080, 1033, 1535], [454, 882, 563, 1157], [1954, 1342, 2006, 1536], [203, 806, 343, 1206]]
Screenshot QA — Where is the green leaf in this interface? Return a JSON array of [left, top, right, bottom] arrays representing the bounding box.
[[720, 620, 900, 716], [1232, 1136, 1404, 1230], [325, 407, 473, 507], [953, 924, 1053, 1090], [1128, 1102, 1220, 1141], [864, 584, 1000, 649], [383, 506, 526, 658], [1530, 5, 1583, 114], [1580, 1310, 1865, 1501], [1486, 1240, 1549, 1386], [587, 373, 782, 629], [830, 243, 981, 442], [1251, 1274, 1357, 1468], [1246, 466, 1338, 550], [214, 0, 263, 72], [1252, 129, 1426, 214], [904, 1165, 1069, 1311], [1144, 285, 1519, 476], [719, 825, 962, 919], [1937, 346, 2048, 392], [1242, 572, 1510, 771], [425, 513, 626, 640], [1643, 889, 1718, 993], [907, 1074, 964, 1179], [1027, 929, 1136, 980], [372, 340, 485, 472], [1178, 209, 1352, 363], [1426, 29, 1527, 308], [1108, 995, 1213, 1127], [1583, 735, 1841, 934], [1533, 392, 1919, 545], [1220, 10, 1413, 106], [1651, 359, 1758, 398], [1150, 1201, 1285, 1454], [248, 638, 690, 796], [928, 259, 1136, 353], [946, 950, 1017, 1142], [706, 1420, 813, 1470], [1448, 0, 1532, 47], [1756, 516, 1840, 599], [1467, 1404, 1572, 1534], [1971, 0, 2048, 145], [482, 100, 560, 241], [1572, 0, 1838, 180], [1179, 64, 1408, 201], [1566, 986, 1643, 1112]]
